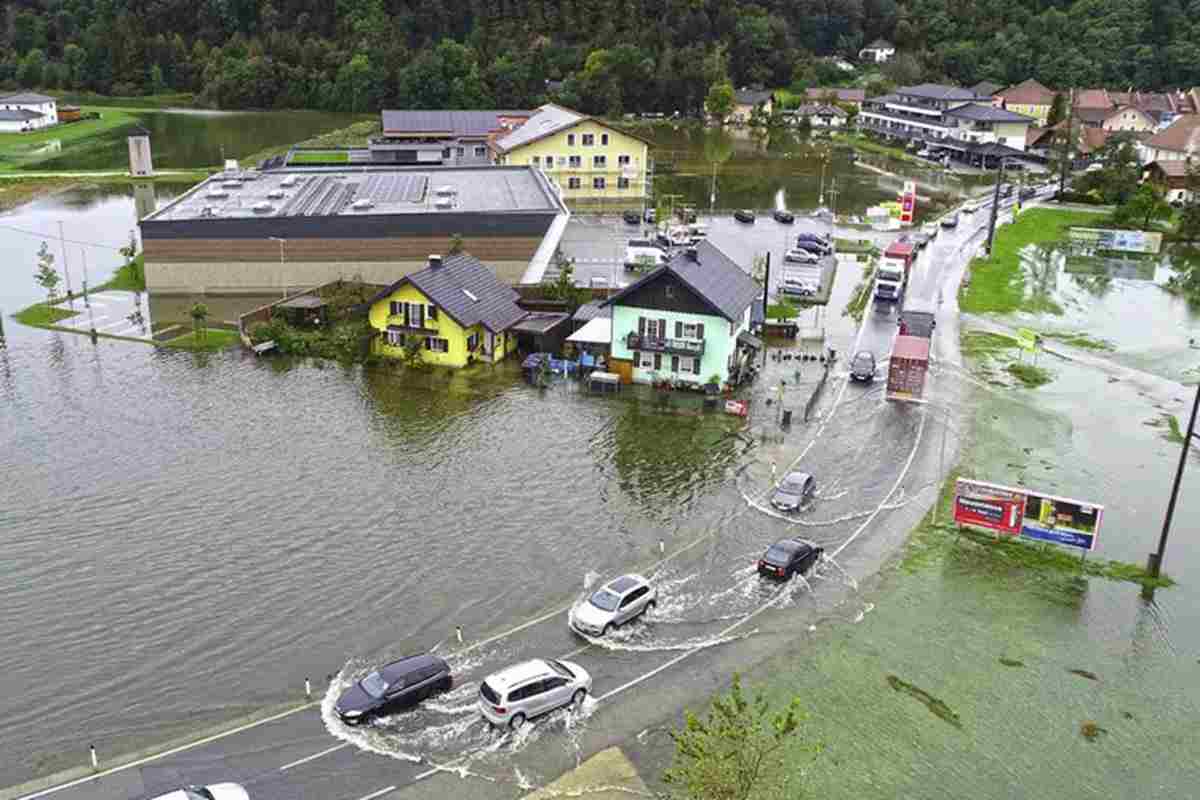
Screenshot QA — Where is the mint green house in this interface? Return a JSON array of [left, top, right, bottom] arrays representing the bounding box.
[[603, 241, 763, 387]]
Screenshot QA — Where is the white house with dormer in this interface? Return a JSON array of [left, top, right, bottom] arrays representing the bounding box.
[[0, 92, 58, 132], [859, 39, 896, 64]]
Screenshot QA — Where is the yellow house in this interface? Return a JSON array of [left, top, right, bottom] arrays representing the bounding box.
[[492, 104, 652, 206], [368, 253, 526, 368], [998, 79, 1056, 126]]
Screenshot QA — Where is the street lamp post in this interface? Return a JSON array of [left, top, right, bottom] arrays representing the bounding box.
[[269, 236, 287, 298], [1149, 382, 1200, 578]]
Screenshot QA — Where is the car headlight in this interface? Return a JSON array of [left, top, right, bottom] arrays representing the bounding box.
[[341, 709, 363, 717]]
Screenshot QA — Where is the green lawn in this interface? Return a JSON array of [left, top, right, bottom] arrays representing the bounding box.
[[833, 237, 875, 253], [163, 329, 241, 351], [0, 107, 137, 171], [14, 302, 79, 327], [55, 92, 195, 109], [290, 150, 351, 164], [960, 208, 1105, 314]]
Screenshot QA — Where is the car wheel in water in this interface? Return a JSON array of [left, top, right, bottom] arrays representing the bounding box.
[[572, 689, 587, 709], [509, 713, 526, 730], [646, 599, 657, 613], [602, 623, 614, 636]]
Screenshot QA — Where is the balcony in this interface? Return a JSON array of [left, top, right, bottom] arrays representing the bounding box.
[[626, 332, 705, 356]]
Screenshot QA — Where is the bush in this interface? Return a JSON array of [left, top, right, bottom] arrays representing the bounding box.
[[1054, 191, 1105, 205]]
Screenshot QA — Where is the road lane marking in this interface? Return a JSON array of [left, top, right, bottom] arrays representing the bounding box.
[[279, 742, 349, 771], [13, 702, 318, 800], [355, 786, 396, 800]]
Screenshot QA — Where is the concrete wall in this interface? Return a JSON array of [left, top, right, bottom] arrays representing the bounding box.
[[146, 258, 531, 295]]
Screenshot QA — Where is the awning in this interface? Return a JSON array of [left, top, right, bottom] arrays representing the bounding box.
[[567, 317, 612, 346], [738, 331, 764, 350]]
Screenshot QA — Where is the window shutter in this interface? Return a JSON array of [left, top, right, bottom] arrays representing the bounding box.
[[671, 355, 679, 372], [638, 316, 646, 336], [429, 305, 438, 321], [697, 322, 705, 339], [654, 353, 662, 370], [424, 336, 431, 350], [694, 358, 701, 375], [632, 350, 639, 366], [675, 320, 683, 338], [403, 303, 410, 327]]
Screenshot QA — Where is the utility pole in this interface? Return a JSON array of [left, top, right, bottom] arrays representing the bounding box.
[[1149, 382, 1200, 578], [1058, 89, 1074, 196], [58, 221, 73, 299], [985, 158, 1007, 255]]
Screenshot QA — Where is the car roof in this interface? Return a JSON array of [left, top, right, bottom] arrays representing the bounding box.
[[854, 350, 874, 359], [605, 574, 647, 594], [783, 471, 812, 482], [770, 537, 813, 552], [487, 658, 553, 688], [380, 653, 444, 680]]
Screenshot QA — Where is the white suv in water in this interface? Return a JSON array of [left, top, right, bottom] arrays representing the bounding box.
[[569, 574, 657, 637], [478, 658, 591, 729]]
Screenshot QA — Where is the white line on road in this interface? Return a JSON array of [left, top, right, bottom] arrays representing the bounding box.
[[13, 703, 318, 800], [279, 742, 349, 771], [355, 785, 396, 800]]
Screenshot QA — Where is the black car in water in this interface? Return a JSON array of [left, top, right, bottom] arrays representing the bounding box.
[[335, 654, 453, 725], [773, 209, 795, 224], [849, 351, 876, 382], [757, 538, 824, 580], [734, 209, 756, 223]]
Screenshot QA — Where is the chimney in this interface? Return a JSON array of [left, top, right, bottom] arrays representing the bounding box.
[[428, 254, 443, 268]]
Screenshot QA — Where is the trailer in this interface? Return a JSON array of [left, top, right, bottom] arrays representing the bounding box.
[[886, 334, 930, 402]]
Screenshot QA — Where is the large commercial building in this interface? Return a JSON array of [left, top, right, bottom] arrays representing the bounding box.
[[140, 165, 569, 294]]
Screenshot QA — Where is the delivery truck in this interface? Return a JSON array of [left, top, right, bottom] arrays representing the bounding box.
[[886, 334, 930, 402], [874, 241, 917, 305]]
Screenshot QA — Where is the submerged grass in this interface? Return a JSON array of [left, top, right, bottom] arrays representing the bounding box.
[[960, 209, 1103, 315], [1006, 362, 1053, 388], [886, 675, 962, 729], [1040, 331, 1115, 351], [961, 331, 1017, 360], [842, 260, 876, 323], [164, 329, 240, 351], [13, 303, 79, 327]]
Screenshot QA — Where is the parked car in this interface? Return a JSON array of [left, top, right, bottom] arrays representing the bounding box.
[[644, 208, 657, 223], [622, 210, 641, 225], [796, 232, 831, 245], [734, 209, 756, 223], [940, 213, 959, 229], [780, 278, 817, 297], [794, 240, 831, 256], [150, 785, 249, 800], [849, 351, 876, 382], [784, 248, 821, 264], [334, 654, 453, 725], [770, 471, 816, 512], [1019, 187, 1036, 200], [773, 209, 795, 224], [478, 658, 591, 729], [569, 574, 657, 636], [757, 538, 824, 580], [960, 204, 975, 215]]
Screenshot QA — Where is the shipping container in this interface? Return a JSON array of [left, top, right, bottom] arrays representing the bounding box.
[[886, 335, 930, 402]]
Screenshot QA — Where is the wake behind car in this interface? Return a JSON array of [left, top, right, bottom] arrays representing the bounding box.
[[149, 784, 249, 800], [335, 653, 452, 725], [757, 538, 824, 580], [570, 574, 656, 636], [734, 209, 756, 223], [770, 471, 816, 512], [479, 658, 591, 729]]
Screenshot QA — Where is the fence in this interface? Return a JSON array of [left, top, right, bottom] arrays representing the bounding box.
[[803, 349, 836, 422]]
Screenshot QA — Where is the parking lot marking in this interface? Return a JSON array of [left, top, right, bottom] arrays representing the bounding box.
[[355, 785, 396, 800], [279, 742, 349, 771]]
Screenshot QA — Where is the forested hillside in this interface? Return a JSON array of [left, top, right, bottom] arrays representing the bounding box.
[[2, 0, 1198, 113]]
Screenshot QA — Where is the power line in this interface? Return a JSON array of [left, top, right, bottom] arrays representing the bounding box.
[[0, 222, 124, 251]]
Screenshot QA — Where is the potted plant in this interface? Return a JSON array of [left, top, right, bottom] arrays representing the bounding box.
[[705, 373, 722, 395]]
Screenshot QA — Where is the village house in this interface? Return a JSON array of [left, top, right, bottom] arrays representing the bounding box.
[[0, 91, 58, 132], [1139, 114, 1200, 164], [1100, 106, 1158, 134], [804, 88, 866, 108], [730, 88, 775, 124], [1144, 160, 1194, 206], [368, 253, 528, 367], [604, 241, 762, 388], [997, 79, 1056, 126], [369, 110, 533, 166], [858, 39, 895, 63], [492, 103, 653, 206], [793, 103, 848, 128], [970, 81, 1006, 108]]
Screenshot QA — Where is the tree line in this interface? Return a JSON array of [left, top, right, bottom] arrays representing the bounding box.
[[1, 0, 1197, 115]]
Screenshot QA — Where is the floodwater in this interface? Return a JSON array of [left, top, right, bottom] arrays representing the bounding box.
[[641, 124, 969, 214], [11, 109, 364, 172]]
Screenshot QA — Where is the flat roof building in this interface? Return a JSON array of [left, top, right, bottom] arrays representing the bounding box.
[[140, 165, 569, 294]]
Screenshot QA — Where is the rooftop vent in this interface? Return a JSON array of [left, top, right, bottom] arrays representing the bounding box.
[[280, 176, 298, 187], [434, 198, 454, 209], [435, 185, 457, 196], [428, 254, 443, 269], [463, 289, 478, 302], [351, 198, 375, 210], [267, 189, 285, 199], [221, 180, 243, 189], [252, 201, 274, 214]]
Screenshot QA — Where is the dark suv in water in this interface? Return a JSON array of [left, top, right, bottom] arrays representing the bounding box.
[[334, 653, 453, 725]]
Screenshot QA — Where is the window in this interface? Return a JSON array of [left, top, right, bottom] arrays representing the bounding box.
[[582, 133, 595, 146], [568, 177, 581, 189], [389, 301, 402, 316], [640, 352, 654, 368], [456, 146, 464, 157], [386, 329, 404, 346], [601, 133, 609, 145], [618, 177, 630, 189], [542, 156, 553, 170], [567, 133, 576, 146], [428, 305, 438, 321], [682, 322, 700, 338], [531, 156, 540, 166], [544, 676, 569, 690], [677, 356, 694, 373], [568, 155, 582, 168], [593, 177, 606, 189], [593, 155, 606, 168], [467, 332, 480, 351], [425, 337, 449, 353], [442, 148, 451, 158], [664, 286, 675, 299], [618, 154, 631, 165]]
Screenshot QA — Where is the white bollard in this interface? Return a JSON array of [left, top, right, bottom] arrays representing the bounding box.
[[455, 625, 463, 644], [90, 744, 98, 769], [659, 540, 665, 555], [305, 678, 311, 699]]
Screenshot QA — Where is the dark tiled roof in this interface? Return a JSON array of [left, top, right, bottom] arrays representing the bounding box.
[[970, 81, 1005, 97], [805, 88, 865, 103], [572, 300, 611, 322], [371, 254, 526, 333], [0, 108, 44, 121], [944, 103, 1034, 123], [603, 240, 760, 323], [0, 92, 56, 104], [510, 312, 570, 333], [1074, 107, 1111, 125], [897, 83, 980, 102], [380, 110, 531, 138], [735, 88, 774, 106]]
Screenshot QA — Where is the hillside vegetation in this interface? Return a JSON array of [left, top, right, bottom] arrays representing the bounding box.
[[1, 0, 1196, 115]]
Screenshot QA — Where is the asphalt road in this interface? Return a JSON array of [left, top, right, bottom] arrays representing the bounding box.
[[13, 194, 1034, 800]]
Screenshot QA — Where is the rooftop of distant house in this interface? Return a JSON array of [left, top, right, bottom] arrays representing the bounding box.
[[144, 165, 565, 222], [864, 39, 893, 49], [999, 79, 1056, 105], [492, 103, 652, 153], [1144, 114, 1200, 153], [0, 92, 56, 104], [734, 87, 775, 106], [379, 109, 532, 139], [943, 104, 1034, 123], [805, 87, 865, 103], [893, 83, 985, 102]]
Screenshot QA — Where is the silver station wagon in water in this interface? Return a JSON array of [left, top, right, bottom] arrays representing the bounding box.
[[569, 574, 657, 636], [478, 658, 591, 729]]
